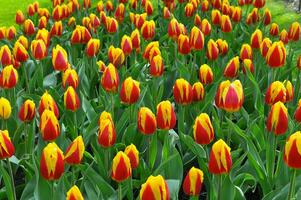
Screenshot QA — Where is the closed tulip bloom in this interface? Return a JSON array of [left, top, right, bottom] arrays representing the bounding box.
[[106, 0, 114, 11], [40, 109, 60, 141], [265, 81, 286, 105], [215, 80, 244, 112], [66, 185, 84, 200], [266, 41, 286, 68], [120, 77, 140, 104], [250, 29, 263, 49], [121, 35, 133, 56], [39, 91, 59, 118], [168, 18, 180, 40], [250, 8, 260, 23], [177, 34, 190, 55], [253, 0, 265, 8], [67, 17, 76, 28], [18, 100, 36, 122], [138, 107, 157, 135], [143, 41, 159, 60], [211, 10, 221, 25], [0, 45, 12, 66], [185, 3, 195, 17], [0, 97, 11, 119], [206, 39, 219, 60], [36, 28, 50, 47], [38, 16, 48, 29], [297, 55, 301, 69], [62, 68, 79, 89], [193, 113, 214, 145], [23, 19, 35, 36], [50, 21, 63, 37], [140, 175, 170, 200], [52, 5, 63, 21], [40, 142, 64, 180], [83, 0, 91, 8], [260, 38, 272, 58], [163, 7, 171, 19], [156, 100, 176, 130], [16, 36, 28, 50], [105, 17, 118, 33], [199, 64, 214, 84], [111, 151, 132, 182], [208, 139, 232, 174], [284, 80, 294, 102], [173, 78, 193, 105], [52, 45, 68, 71], [270, 23, 279, 36], [6, 26, 16, 40], [266, 101, 288, 135], [86, 38, 100, 57], [279, 29, 289, 44], [31, 39, 47, 60], [192, 82, 205, 102], [135, 13, 147, 29], [13, 42, 29, 62], [240, 44, 252, 60], [141, 20, 155, 40], [242, 59, 254, 74], [124, 144, 139, 169], [64, 136, 85, 165], [216, 39, 228, 55], [294, 99, 301, 122], [0, 130, 15, 159], [288, 22, 300, 41], [183, 167, 204, 196], [284, 131, 301, 169], [98, 118, 116, 147], [97, 1, 104, 12], [15, 10, 25, 25], [223, 56, 240, 78], [189, 26, 204, 51], [98, 111, 113, 126], [201, 19, 211, 36], [108, 45, 125, 67], [114, 3, 125, 22], [131, 29, 140, 50], [232, 7, 242, 22], [101, 63, 119, 92], [64, 86, 80, 111], [97, 60, 106, 72], [221, 15, 232, 33], [150, 55, 164, 77], [263, 9, 272, 26], [145, 0, 153, 15], [201, 0, 210, 11], [0, 65, 18, 89], [0, 27, 5, 40], [194, 14, 202, 27]]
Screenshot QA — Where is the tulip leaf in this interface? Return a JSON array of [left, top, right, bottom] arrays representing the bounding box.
[[0, 162, 14, 200]]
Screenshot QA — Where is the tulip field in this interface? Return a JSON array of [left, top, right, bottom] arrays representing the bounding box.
[[1, 0, 301, 199]]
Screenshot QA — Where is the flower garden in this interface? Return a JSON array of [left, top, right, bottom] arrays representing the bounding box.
[[0, 0, 301, 199]]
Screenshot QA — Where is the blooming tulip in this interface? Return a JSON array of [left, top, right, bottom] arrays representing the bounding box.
[[111, 151, 132, 182], [64, 136, 85, 164]]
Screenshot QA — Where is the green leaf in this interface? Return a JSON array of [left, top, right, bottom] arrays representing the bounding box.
[[0, 163, 14, 200]]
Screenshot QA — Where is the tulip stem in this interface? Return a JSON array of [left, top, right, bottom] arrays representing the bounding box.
[[287, 169, 297, 200], [118, 183, 122, 200], [227, 113, 233, 145], [217, 175, 222, 200], [178, 105, 185, 134], [295, 70, 301, 104], [6, 158, 16, 200], [51, 181, 55, 200], [22, 64, 29, 92], [73, 111, 77, 139], [111, 93, 115, 121]]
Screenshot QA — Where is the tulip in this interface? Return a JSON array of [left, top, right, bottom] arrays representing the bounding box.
[[115, 3, 125, 22], [98, 118, 116, 148], [52, 5, 63, 21], [194, 14, 202, 27], [266, 101, 288, 135], [120, 77, 140, 104], [253, 0, 265, 8], [156, 100, 176, 130], [216, 39, 228, 55], [240, 44, 252, 60], [105, 17, 118, 33], [215, 80, 244, 112], [0, 129, 15, 160], [211, 10, 221, 25], [140, 175, 170, 200], [242, 59, 254, 74], [6, 26, 16, 40], [208, 139, 232, 174], [189, 26, 204, 51], [221, 15, 232, 33], [36, 28, 50, 47], [66, 185, 84, 200], [83, 0, 91, 8], [134, 13, 147, 29], [201, 19, 211, 36], [121, 35, 133, 56], [64, 86, 80, 111], [124, 144, 139, 169], [17, 36, 29, 50], [68, 17, 76, 28], [280, 29, 289, 44], [38, 16, 48, 29], [265, 81, 286, 105], [145, 0, 153, 15], [40, 109, 60, 141], [106, 0, 114, 11], [297, 55, 301, 69], [263, 9, 272, 26], [50, 21, 63, 37], [137, 107, 157, 135], [38, 8, 50, 18], [89, 14, 100, 28], [223, 56, 240, 78], [192, 82, 205, 102], [260, 38, 272, 58], [294, 99, 301, 122], [177, 34, 191, 55], [183, 167, 204, 196], [101, 63, 119, 92], [0, 65, 18, 89], [62, 68, 79, 89], [15, 10, 25, 25], [141, 20, 155, 40], [193, 113, 214, 145], [131, 29, 140, 50], [150, 55, 164, 77], [65, 136, 85, 165], [0, 97, 11, 120], [31, 39, 47, 60], [13, 42, 29, 62], [270, 23, 279, 36], [232, 7, 242, 22], [111, 151, 132, 182], [250, 29, 263, 49], [173, 78, 193, 105], [201, 0, 210, 11], [98, 111, 113, 126], [284, 80, 294, 102], [23, 19, 35, 36], [185, 3, 195, 17], [206, 39, 219, 60], [52, 45, 69, 71], [266, 41, 286, 68], [250, 8, 260, 23], [40, 142, 64, 180], [86, 38, 100, 57], [39, 91, 59, 118], [163, 7, 171, 19], [18, 100, 35, 122], [199, 64, 213, 84], [288, 22, 300, 41], [168, 18, 180, 40], [108, 45, 125, 67], [0, 45, 12, 66], [283, 131, 301, 169], [143, 41, 159, 60]]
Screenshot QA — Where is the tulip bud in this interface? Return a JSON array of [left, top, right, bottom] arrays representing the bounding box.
[[17, 36, 29, 50], [232, 7, 242, 22], [211, 10, 221, 25], [23, 19, 35, 36], [141, 20, 155, 40], [18, 99, 36, 122], [115, 3, 125, 22], [0, 65, 18, 89], [66, 185, 84, 200], [208, 139, 232, 174], [52, 45, 68, 71], [288, 22, 301, 41], [68, 17, 76, 28], [173, 78, 193, 105], [266, 41, 286, 68], [253, 0, 265, 8], [140, 175, 170, 200], [240, 44, 252, 60], [183, 167, 204, 196], [105, 17, 118, 34], [98, 111, 113, 126], [266, 101, 288, 135], [192, 82, 205, 102], [185, 3, 195, 17], [177, 34, 191, 55], [86, 38, 100, 57], [65, 136, 85, 165], [0, 45, 12, 66], [215, 80, 244, 112], [294, 99, 301, 122], [137, 107, 157, 135], [108, 45, 125, 67], [31, 39, 47, 60], [62, 68, 79, 89], [38, 16, 48, 29], [199, 64, 213, 84], [193, 113, 214, 145], [168, 18, 180, 40], [120, 77, 140, 104], [221, 15, 232, 33], [124, 144, 139, 169], [40, 109, 60, 141], [201, 0, 210, 11], [250, 29, 263, 49], [40, 142, 64, 180], [121, 35, 133, 56], [242, 59, 254, 74], [143, 41, 159, 60], [284, 80, 294, 102], [106, 0, 114, 11], [216, 39, 228, 55], [131, 29, 140, 50], [144, 0, 153, 15], [97, 60, 106, 72], [15, 10, 25, 25], [98, 117, 116, 147], [270, 23, 279, 36], [39, 91, 59, 118], [189, 26, 204, 51], [206, 39, 219, 60], [263, 8, 271, 26], [163, 7, 171, 19], [260, 38, 272, 58], [223, 56, 240, 78], [265, 81, 286, 105], [36, 28, 50, 47], [201, 19, 211, 36], [6, 26, 16, 40], [111, 151, 132, 182], [101, 63, 119, 92], [283, 131, 301, 169], [135, 13, 147, 29], [279, 29, 289, 44], [50, 21, 63, 37], [64, 86, 80, 111], [13, 42, 29, 63], [156, 100, 176, 130], [0, 97, 11, 119], [150, 55, 164, 77]]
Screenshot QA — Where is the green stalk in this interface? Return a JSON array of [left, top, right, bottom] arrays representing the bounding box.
[[178, 105, 185, 134], [227, 113, 233, 145], [118, 183, 122, 200], [22, 64, 29, 92], [27, 122, 34, 155], [217, 175, 222, 200], [287, 169, 297, 200], [6, 158, 16, 200], [295, 70, 301, 104], [190, 196, 199, 200], [266, 133, 276, 185], [73, 111, 78, 139], [51, 181, 55, 200], [110, 93, 115, 121]]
